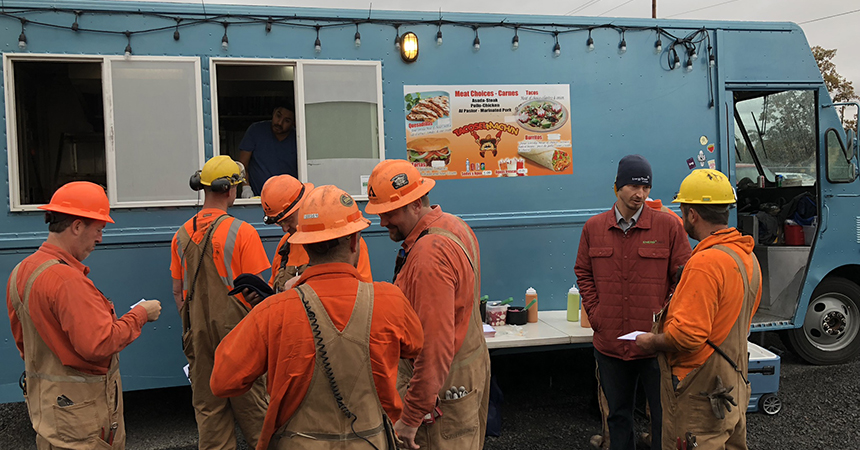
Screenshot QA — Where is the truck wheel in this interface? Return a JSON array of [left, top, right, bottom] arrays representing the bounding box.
[[785, 277, 860, 365], [759, 393, 782, 415]]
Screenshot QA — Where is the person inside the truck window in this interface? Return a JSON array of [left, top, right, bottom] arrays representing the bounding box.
[[365, 159, 491, 450], [6, 181, 162, 449], [211, 185, 423, 450], [636, 168, 762, 449], [237, 104, 298, 197], [574, 154, 691, 450], [170, 155, 271, 450]]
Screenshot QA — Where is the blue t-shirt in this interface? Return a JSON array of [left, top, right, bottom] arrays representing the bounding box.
[[239, 120, 298, 195]]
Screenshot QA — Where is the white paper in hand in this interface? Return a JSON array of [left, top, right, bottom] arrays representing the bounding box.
[[130, 299, 147, 310], [618, 331, 647, 340]]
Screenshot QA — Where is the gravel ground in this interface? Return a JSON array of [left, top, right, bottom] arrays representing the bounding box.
[[1, 331, 858, 449]]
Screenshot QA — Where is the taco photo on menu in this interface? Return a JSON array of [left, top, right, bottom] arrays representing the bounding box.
[[518, 147, 571, 172], [407, 137, 452, 167]]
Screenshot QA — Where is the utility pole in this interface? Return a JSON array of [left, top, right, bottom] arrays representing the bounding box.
[[652, 0, 657, 18]]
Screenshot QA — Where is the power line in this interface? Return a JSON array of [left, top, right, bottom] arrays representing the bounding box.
[[798, 8, 860, 25], [565, 0, 605, 16], [599, 0, 636, 17], [666, 0, 738, 18]]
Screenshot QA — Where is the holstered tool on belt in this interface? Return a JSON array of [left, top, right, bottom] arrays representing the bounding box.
[[699, 375, 737, 420], [676, 432, 697, 449], [422, 397, 444, 425]]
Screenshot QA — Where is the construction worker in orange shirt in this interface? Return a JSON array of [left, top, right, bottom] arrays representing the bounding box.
[[260, 175, 372, 293], [365, 159, 491, 450], [636, 169, 762, 450], [170, 155, 270, 450], [211, 185, 423, 449], [7, 181, 162, 449]]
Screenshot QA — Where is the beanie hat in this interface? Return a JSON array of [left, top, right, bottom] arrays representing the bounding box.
[[615, 154, 652, 189]]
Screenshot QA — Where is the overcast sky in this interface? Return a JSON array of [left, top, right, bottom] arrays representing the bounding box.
[[127, 0, 859, 95]]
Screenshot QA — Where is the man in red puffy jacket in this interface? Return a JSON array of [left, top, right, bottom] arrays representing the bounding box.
[[574, 154, 691, 450]]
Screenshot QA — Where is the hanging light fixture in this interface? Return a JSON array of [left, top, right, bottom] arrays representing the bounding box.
[[354, 23, 361, 48], [394, 25, 401, 50], [654, 28, 662, 54], [123, 31, 132, 59], [221, 22, 229, 51], [473, 26, 481, 51], [18, 19, 27, 50], [173, 18, 181, 41], [436, 23, 443, 46], [400, 31, 419, 63], [552, 32, 560, 57], [586, 29, 594, 52], [618, 30, 627, 54], [71, 11, 81, 32], [512, 26, 519, 50], [314, 26, 321, 53]]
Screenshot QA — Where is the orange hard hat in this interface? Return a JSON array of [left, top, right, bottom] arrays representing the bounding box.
[[260, 175, 314, 225], [288, 185, 370, 245], [364, 159, 435, 215], [39, 181, 114, 223]]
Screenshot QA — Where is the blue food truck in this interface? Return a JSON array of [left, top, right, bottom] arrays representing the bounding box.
[[0, 0, 857, 403]]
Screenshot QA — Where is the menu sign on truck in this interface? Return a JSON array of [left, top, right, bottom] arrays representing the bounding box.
[[403, 84, 573, 179]]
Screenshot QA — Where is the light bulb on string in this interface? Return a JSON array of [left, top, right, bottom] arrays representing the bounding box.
[[173, 18, 181, 41], [124, 31, 132, 59], [686, 58, 693, 72], [17, 20, 27, 50], [221, 23, 229, 51], [266, 18, 273, 33], [654, 29, 662, 54], [436, 24, 443, 46], [354, 23, 361, 48], [709, 52, 715, 68], [586, 29, 594, 52], [552, 33, 560, 57], [618, 30, 627, 54], [690, 49, 698, 61], [512, 27, 519, 50], [473, 27, 480, 51], [314, 26, 321, 53], [72, 11, 80, 32], [394, 25, 401, 50]]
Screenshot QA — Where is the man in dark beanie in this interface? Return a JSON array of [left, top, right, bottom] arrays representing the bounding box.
[[575, 154, 691, 450]]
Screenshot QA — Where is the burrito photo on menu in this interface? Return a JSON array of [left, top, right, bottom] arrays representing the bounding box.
[[518, 147, 571, 172]]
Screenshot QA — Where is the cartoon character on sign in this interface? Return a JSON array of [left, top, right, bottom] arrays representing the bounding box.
[[470, 130, 503, 158]]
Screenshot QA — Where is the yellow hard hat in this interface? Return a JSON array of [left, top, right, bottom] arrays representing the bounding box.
[[288, 185, 370, 245], [673, 169, 736, 204], [200, 155, 244, 187]]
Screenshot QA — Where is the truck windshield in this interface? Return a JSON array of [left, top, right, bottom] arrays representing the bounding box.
[[734, 90, 817, 187]]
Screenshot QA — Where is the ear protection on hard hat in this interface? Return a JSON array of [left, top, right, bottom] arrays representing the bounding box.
[[189, 161, 245, 193]]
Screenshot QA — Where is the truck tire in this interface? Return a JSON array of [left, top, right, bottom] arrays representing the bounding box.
[[784, 277, 860, 365]]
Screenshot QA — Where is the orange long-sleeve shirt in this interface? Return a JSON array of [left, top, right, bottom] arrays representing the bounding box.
[[662, 228, 762, 379], [6, 243, 148, 375], [394, 206, 481, 428], [269, 233, 373, 286], [211, 263, 423, 450]]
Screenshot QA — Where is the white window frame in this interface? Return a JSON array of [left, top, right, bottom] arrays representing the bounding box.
[[4, 53, 205, 211], [210, 58, 385, 203]]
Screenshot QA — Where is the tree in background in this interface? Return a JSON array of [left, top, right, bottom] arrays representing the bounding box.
[[813, 46, 858, 131]]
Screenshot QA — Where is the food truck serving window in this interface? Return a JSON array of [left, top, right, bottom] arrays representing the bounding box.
[[211, 59, 384, 201], [5, 55, 205, 210]]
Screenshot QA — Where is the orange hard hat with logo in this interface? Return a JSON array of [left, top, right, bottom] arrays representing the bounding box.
[[260, 175, 314, 225], [39, 181, 114, 223], [288, 185, 370, 245], [364, 159, 436, 215]]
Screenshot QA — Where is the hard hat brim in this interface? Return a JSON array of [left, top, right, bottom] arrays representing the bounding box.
[[287, 217, 370, 245], [364, 178, 436, 215], [38, 204, 115, 223]]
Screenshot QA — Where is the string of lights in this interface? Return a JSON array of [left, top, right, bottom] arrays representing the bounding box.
[[3, 6, 715, 78]]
